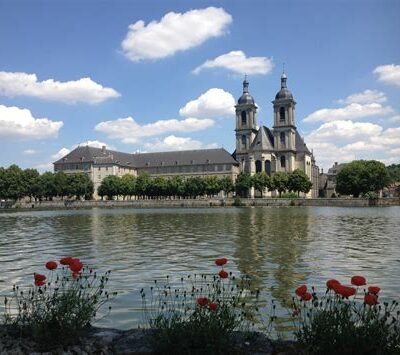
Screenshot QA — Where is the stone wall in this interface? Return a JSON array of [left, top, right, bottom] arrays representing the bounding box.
[[5, 197, 400, 210]]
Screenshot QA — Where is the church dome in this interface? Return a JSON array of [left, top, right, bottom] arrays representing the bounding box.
[[238, 92, 255, 104], [275, 72, 293, 100], [237, 78, 255, 105], [275, 88, 293, 100]]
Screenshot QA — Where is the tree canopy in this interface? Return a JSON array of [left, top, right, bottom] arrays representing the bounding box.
[[336, 160, 390, 197]]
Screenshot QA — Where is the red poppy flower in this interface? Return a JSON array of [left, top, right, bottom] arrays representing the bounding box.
[[60, 256, 73, 266], [364, 293, 379, 306], [197, 297, 209, 307], [337, 285, 356, 298], [34, 279, 46, 287], [69, 259, 83, 273], [301, 292, 313, 301], [218, 270, 229, 279], [45, 261, 58, 270], [34, 273, 46, 282], [326, 279, 340, 290], [351, 276, 366, 286], [209, 302, 219, 311], [295, 285, 307, 297], [368, 286, 381, 295], [215, 258, 228, 266]]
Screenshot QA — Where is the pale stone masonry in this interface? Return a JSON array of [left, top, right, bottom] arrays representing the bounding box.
[[54, 73, 318, 199]]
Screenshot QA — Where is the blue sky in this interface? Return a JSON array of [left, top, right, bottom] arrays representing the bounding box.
[[0, 0, 399, 171]]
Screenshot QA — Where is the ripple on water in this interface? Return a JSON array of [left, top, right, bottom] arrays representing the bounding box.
[[0, 206, 399, 331]]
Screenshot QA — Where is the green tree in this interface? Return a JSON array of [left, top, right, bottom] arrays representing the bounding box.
[[204, 176, 221, 197], [22, 168, 40, 201], [54, 171, 69, 199], [39, 172, 57, 200], [336, 160, 390, 197], [67, 173, 94, 200], [184, 177, 205, 198], [136, 173, 150, 198], [167, 176, 185, 198], [251, 172, 270, 197], [218, 176, 234, 197], [287, 169, 313, 197], [235, 173, 252, 197], [98, 175, 121, 200], [120, 174, 136, 200], [0, 167, 5, 199], [270, 172, 289, 197], [2, 165, 25, 200], [149, 176, 168, 198], [387, 164, 400, 184]]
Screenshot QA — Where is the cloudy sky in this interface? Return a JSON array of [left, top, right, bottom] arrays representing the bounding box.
[[0, 0, 399, 171]]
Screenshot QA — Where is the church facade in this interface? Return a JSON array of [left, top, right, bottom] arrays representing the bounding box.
[[234, 74, 319, 197], [54, 73, 319, 198]]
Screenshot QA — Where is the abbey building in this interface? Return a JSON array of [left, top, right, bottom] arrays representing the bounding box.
[[234, 74, 319, 197], [54, 73, 319, 198]]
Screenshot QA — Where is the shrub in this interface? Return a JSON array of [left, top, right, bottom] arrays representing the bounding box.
[[291, 276, 400, 354], [140, 258, 261, 354], [280, 192, 298, 199], [3, 257, 116, 346], [233, 195, 244, 207]]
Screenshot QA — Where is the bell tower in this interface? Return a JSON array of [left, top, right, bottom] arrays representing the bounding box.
[[272, 70, 297, 171], [235, 78, 258, 162]]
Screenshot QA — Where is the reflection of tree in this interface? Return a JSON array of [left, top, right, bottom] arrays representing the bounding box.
[[233, 207, 313, 333]]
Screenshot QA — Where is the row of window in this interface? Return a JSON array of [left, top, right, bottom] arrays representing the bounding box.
[[55, 163, 91, 171], [140, 164, 231, 175]]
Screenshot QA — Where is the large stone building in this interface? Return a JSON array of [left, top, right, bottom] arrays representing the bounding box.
[[234, 73, 318, 197], [54, 73, 318, 198]]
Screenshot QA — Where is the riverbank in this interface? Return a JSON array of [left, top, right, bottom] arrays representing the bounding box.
[[2, 197, 399, 210], [0, 326, 278, 354]]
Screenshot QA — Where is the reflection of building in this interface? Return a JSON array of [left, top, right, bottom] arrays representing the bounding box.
[[319, 162, 347, 197], [234, 73, 318, 197], [54, 73, 318, 198]]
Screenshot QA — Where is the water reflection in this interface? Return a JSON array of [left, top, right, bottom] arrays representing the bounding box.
[[0, 207, 399, 331]]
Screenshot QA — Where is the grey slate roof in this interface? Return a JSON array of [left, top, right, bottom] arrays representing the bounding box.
[[54, 146, 239, 168], [133, 148, 239, 168], [295, 131, 311, 154], [250, 126, 275, 151]]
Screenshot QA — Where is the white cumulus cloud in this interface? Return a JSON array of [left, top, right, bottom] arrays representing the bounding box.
[[51, 148, 71, 160], [95, 116, 214, 144], [0, 71, 120, 104], [338, 89, 387, 105], [193, 50, 273, 75], [121, 7, 232, 61], [179, 88, 235, 118], [304, 103, 392, 123], [306, 120, 400, 170], [0, 105, 63, 139], [144, 135, 218, 152], [373, 64, 400, 87]]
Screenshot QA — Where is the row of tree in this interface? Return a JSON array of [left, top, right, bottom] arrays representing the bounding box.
[[0, 165, 94, 200], [97, 169, 313, 200]]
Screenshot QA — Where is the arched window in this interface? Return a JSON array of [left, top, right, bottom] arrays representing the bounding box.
[[241, 135, 246, 148], [280, 155, 286, 168], [279, 107, 285, 121], [265, 160, 271, 176], [280, 132, 285, 145], [241, 111, 247, 125], [255, 160, 262, 173]]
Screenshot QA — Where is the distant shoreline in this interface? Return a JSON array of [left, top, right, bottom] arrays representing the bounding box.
[[1, 197, 399, 211]]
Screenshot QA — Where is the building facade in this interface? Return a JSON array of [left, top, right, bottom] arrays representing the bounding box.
[[54, 73, 318, 198], [234, 74, 318, 197]]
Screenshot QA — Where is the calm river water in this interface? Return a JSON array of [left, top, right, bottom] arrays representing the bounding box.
[[0, 206, 399, 331]]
